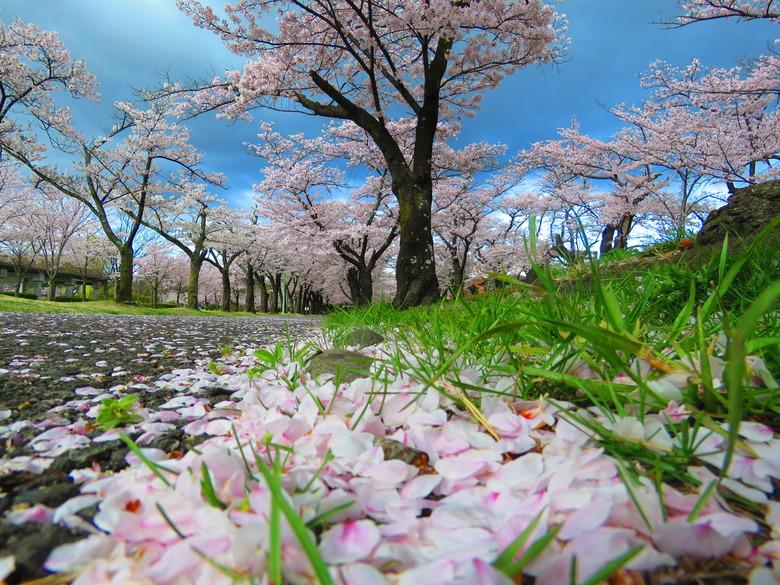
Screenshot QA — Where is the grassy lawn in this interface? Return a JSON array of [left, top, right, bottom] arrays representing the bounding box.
[[0, 294, 301, 318]]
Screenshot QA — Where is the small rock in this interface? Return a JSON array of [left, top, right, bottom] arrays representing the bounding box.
[[307, 350, 374, 384], [342, 328, 385, 349]]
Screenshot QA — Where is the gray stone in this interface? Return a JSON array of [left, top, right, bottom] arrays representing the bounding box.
[[697, 180, 780, 248], [307, 350, 374, 383], [49, 441, 130, 474], [342, 327, 385, 349], [14, 482, 79, 508]]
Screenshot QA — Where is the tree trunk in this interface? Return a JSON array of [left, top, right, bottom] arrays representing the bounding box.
[[346, 266, 373, 307], [393, 181, 440, 308], [449, 254, 466, 297], [599, 225, 616, 256], [269, 273, 281, 313], [614, 214, 633, 250], [115, 246, 134, 303], [47, 274, 57, 301], [221, 270, 231, 312], [187, 255, 203, 309], [245, 268, 255, 313], [256, 272, 268, 313]]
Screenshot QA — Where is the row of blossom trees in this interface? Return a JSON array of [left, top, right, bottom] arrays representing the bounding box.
[[1, 2, 778, 309]]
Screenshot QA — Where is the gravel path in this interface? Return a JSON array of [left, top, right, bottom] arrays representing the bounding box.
[[0, 311, 321, 583], [0, 312, 321, 416]]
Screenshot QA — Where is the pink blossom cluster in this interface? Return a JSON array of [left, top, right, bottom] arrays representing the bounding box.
[[678, 1, 780, 25]]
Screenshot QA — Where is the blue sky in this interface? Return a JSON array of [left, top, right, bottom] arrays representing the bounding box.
[[1, 0, 776, 207]]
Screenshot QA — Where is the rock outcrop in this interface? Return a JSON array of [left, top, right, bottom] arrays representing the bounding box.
[[697, 180, 780, 247]]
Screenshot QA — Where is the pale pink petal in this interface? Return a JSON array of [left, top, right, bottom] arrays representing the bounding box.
[[739, 422, 775, 443], [319, 520, 381, 564], [44, 535, 116, 572], [54, 495, 103, 523], [340, 562, 389, 585], [491, 453, 544, 488], [204, 418, 233, 436], [0, 556, 13, 582], [435, 457, 486, 481], [7, 505, 53, 525], [559, 497, 613, 540], [401, 474, 443, 499], [362, 459, 411, 486]]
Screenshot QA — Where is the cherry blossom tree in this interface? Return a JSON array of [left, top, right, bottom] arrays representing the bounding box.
[[131, 180, 229, 308], [0, 18, 98, 158], [522, 123, 666, 254], [203, 208, 249, 311], [136, 240, 180, 305], [65, 229, 116, 300], [251, 123, 398, 306], [0, 162, 29, 242], [3, 96, 222, 302], [172, 0, 565, 307], [166, 254, 191, 306], [638, 59, 779, 192], [197, 261, 223, 308], [433, 179, 504, 294], [31, 185, 92, 300], [676, 1, 779, 25], [609, 101, 724, 237], [0, 208, 42, 295]]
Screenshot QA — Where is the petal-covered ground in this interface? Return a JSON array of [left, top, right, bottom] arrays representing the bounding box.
[[0, 312, 321, 583], [1, 315, 778, 585]]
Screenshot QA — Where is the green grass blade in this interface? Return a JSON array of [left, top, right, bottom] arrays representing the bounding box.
[[200, 462, 228, 510], [687, 480, 718, 522], [579, 545, 643, 585], [493, 509, 545, 573], [268, 458, 283, 585], [118, 432, 174, 487], [251, 444, 335, 585], [156, 502, 187, 539], [505, 525, 561, 577], [306, 501, 355, 530], [723, 279, 780, 476]]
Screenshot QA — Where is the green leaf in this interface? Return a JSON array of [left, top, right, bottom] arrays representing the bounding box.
[[253, 348, 278, 364], [156, 502, 186, 539], [599, 284, 627, 333], [669, 280, 696, 341], [268, 456, 282, 585], [534, 317, 643, 355]]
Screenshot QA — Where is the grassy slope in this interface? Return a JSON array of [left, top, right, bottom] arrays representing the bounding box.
[[0, 295, 297, 318], [324, 238, 780, 492]]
